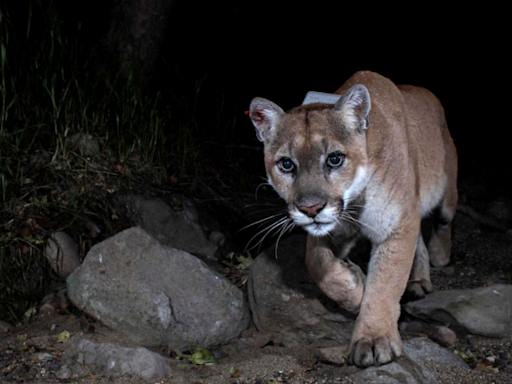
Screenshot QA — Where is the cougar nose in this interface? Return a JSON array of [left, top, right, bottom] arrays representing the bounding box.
[[297, 204, 325, 218]]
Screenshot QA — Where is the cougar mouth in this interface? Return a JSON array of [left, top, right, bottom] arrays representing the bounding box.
[[290, 204, 339, 237], [304, 221, 336, 237]]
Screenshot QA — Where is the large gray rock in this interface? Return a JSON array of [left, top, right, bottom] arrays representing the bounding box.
[[402, 337, 468, 368], [248, 235, 354, 345], [67, 227, 250, 350], [349, 338, 468, 384], [115, 194, 225, 261], [66, 339, 171, 380], [404, 284, 512, 337]]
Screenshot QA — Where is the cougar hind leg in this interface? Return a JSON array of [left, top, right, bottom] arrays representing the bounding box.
[[428, 177, 457, 267], [406, 174, 457, 300], [406, 231, 433, 300]]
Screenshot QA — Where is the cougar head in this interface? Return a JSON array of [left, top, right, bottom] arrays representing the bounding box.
[[249, 85, 371, 237]]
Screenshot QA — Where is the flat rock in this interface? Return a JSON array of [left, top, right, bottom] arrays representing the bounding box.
[[353, 357, 435, 384], [66, 339, 171, 380], [399, 321, 457, 347], [248, 235, 354, 345], [404, 284, 512, 337], [318, 346, 348, 365], [115, 194, 224, 261], [402, 337, 468, 368], [67, 227, 250, 350], [348, 338, 468, 384], [235, 332, 273, 352]]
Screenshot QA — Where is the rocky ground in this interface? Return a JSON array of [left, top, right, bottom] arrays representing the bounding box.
[[1, 180, 511, 384], [1, 311, 512, 384]]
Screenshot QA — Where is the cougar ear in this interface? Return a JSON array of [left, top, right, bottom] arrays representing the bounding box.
[[333, 84, 371, 130], [249, 97, 285, 142]]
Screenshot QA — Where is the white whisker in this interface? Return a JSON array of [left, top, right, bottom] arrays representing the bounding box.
[[238, 212, 286, 231], [274, 219, 295, 258], [244, 216, 289, 254], [243, 202, 281, 209], [254, 217, 291, 255]]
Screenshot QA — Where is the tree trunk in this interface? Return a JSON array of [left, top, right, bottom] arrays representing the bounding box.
[[103, 0, 175, 85]]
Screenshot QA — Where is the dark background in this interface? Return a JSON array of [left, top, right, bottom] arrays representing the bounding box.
[[147, 3, 508, 189], [4, 1, 510, 192]]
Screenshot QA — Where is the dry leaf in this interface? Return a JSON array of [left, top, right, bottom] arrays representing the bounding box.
[[230, 369, 242, 378], [57, 331, 70, 343]]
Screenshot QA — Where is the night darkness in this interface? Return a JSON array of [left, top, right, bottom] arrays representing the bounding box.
[[3, 1, 510, 193], [161, 2, 509, 191]]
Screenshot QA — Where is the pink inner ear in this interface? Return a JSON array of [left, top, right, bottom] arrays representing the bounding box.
[[252, 108, 266, 124]]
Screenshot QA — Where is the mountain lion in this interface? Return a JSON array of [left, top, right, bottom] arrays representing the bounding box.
[[248, 71, 458, 367]]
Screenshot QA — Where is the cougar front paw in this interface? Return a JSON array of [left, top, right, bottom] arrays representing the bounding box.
[[348, 331, 402, 367]]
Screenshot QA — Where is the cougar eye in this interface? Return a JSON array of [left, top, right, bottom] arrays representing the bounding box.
[[327, 152, 345, 168], [278, 157, 295, 173]]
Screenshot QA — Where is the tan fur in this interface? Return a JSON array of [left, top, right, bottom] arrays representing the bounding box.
[[249, 71, 458, 367]]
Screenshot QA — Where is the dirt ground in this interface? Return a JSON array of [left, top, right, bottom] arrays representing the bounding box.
[[1, 180, 512, 384], [1, 305, 512, 384]]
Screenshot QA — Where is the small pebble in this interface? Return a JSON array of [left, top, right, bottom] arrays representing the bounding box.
[[55, 365, 72, 379], [428, 325, 457, 347], [32, 352, 55, 362]]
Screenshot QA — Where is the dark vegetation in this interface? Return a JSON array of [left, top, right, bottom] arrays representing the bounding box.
[[0, 0, 271, 325]]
